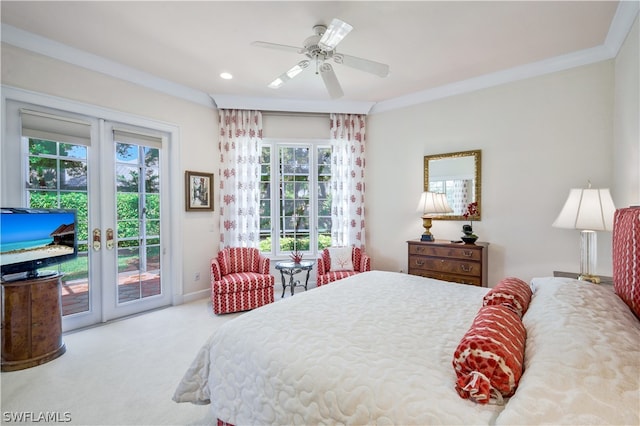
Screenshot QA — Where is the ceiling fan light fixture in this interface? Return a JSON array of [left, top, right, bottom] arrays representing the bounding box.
[[318, 18, 353, 51], [286, 61, 308, 78], [268, 78, 284, 89], [269, 60, 310, 88]]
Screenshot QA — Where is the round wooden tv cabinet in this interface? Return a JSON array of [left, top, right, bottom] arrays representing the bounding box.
[[1, 273, 66, 372]]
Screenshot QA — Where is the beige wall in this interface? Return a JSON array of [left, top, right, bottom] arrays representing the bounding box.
[[614, 16, 640, 207], [367, 61, 616, 284]]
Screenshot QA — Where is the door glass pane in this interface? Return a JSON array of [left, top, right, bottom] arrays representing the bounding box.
[[115, 143, 161, 303], [27, 139, 90, 316]]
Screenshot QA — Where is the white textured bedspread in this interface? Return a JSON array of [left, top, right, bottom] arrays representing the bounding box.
[[173, 271, 502, 424], [173, 272, 640, 425], [496, 277, 640, 425]]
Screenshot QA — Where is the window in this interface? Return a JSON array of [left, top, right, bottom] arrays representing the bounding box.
[[259, 140, 332, 256]]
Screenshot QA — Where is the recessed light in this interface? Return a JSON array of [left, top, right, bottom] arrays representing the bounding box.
[[220, 72, 233, 80]]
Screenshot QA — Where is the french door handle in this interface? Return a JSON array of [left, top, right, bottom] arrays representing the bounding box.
[[93, 228, 101, 251], [106, 228, 114, 250]]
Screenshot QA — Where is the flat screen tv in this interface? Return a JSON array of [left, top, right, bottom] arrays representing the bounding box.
[[0, 208, 78, 281]]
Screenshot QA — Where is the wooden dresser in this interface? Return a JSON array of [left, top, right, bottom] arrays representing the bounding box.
[[1, 274, 66, 371], [407, 240, 489, 287]]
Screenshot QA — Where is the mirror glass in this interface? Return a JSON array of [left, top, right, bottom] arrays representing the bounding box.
[[423, 150, 481, 220]]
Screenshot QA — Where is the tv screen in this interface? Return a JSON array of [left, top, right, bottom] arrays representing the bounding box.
[[0, 208, 78, 280]]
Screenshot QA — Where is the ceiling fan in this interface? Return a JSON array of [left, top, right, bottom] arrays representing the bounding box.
[[252, 18, 390, 99]]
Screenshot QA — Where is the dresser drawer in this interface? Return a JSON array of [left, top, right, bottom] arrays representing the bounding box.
[[408, 255, 480, 277], [407, 239, 489, 287], [408, 244, 482, 261]]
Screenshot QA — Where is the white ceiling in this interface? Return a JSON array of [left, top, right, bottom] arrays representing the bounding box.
[[1, 1, 636, 113]]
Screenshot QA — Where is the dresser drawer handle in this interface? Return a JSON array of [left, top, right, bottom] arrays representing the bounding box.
[[462, 250, 474, 257], [415, 247, 425, 253], [460, 264, 473, 273], [415, 259, 425, 267]]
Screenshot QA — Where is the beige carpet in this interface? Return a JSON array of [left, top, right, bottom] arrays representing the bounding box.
[[1, 297, 243, 426]]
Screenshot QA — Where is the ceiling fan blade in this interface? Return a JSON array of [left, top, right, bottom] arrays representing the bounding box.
[[251, 41, 303, 54], [268, 60, 310, 89], [318, 18, 353, 51], [320, 63, 344, 99], [334, 53, 390, 78]]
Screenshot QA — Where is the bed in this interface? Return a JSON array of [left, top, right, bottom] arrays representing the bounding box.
[[174, 207, 640, 425]]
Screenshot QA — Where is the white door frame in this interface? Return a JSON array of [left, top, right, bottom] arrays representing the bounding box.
[[1, 86, 184, 331]]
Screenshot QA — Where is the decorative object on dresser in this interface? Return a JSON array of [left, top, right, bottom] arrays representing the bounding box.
[[417, 192, 452, 241], [407, 239, 488, 286], [461, 202, 479, 244], [552, 182, 616, 284]]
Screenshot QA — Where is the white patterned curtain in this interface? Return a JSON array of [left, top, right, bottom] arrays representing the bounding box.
[[329, 113, 366, 248], [451, 179, 472, 215], [218, 109, 262, 248]]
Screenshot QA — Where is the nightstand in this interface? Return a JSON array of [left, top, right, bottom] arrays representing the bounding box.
[[553, 271, 614, 286], [407, 239, 489, 287]]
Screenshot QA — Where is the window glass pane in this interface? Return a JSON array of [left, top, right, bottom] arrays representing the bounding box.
[[145, 194, 160, 219], [144, 147, 159, 167], [29, 139, 57, 156], [144, 167, 159, 193], [60, 143, 87, 159], [116, 165, 139, 192], [146, 219, 160, 236], [28, 157, 57, 189], [118, 246, 139, 273], [116, 143, 138, 162], [60, 159, 87, 190], [117, 193, 140, 220]]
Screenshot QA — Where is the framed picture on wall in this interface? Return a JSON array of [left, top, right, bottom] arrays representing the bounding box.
[[185, 171, 214, 211]]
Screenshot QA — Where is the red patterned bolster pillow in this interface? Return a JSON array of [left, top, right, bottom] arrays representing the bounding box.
[[483, 277, 532, 318], [452, 304, 526, 405]]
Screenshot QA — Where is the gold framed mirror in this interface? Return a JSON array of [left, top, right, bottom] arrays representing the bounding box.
[[423, 150, 481, 220]]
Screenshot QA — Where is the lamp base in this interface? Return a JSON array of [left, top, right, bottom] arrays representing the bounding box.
[[578, 274, 601, 284], [421, 234, 435, 242]]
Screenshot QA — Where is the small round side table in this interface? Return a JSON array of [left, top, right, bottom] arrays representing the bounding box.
[[275, 260, 315, 298]]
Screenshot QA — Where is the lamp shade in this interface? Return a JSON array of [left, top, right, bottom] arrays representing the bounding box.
[[417, 192, 453, 215], [552, 188, 616, 231]]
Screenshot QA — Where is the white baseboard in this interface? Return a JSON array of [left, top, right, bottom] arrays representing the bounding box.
[[179, 288, 210, 305]]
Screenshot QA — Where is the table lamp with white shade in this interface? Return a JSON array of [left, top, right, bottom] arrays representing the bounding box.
[[417, 192, 453, 241], [552, 184, 616, 283]]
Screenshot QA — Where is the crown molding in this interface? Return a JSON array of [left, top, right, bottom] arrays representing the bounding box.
[[369, 44, 613, 114], [1, 24, 214, 108], [2, 0, 637, 115], [210, 94, 374, 114]]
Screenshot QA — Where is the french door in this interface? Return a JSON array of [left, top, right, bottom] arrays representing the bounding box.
[[5, 100, 174, 331]]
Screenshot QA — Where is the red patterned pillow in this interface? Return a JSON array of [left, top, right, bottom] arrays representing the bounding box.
[[452, 305, 526, 405], [483, 277, 532, 318]]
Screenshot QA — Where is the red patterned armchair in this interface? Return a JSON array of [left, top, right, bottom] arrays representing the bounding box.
[[211, 247, 275, 315], [317, 246, 371, 286]]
